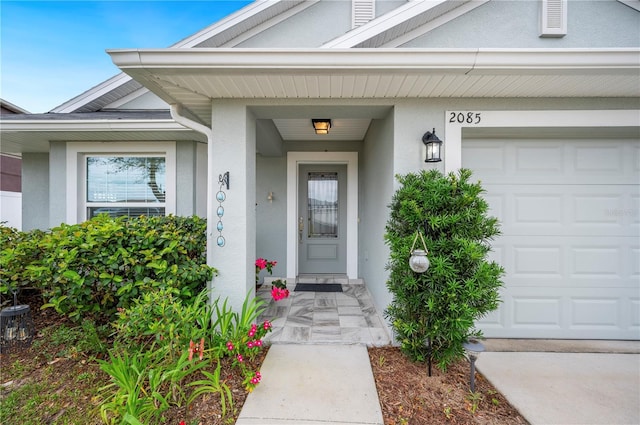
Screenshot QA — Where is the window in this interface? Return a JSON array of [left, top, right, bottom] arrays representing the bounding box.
[[67, 142, 176, 223], [307, 171, 339, 238], [86, 155, 166, 218]]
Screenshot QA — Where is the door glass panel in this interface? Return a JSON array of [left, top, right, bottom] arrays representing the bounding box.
[[307, 172, 338, 238]]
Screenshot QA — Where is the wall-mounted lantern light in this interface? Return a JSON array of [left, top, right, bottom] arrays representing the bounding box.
[[312, 119, 332, 135], [409, 230, 430, 273], [422, 128, 443, 162], [462, 339, 486, 392]]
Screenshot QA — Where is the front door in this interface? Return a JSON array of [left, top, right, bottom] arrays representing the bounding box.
[[298, 164, 347, 274]]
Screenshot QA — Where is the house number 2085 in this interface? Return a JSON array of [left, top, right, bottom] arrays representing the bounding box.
[[449, 112, 482, 124]]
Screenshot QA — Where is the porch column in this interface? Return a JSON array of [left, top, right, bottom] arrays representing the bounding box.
[[209, 102, 257, 312]]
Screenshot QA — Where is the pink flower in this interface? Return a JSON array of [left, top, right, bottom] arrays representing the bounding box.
[[237, 354, 244, 363], [247, 341, 254, 348], [269, 260, 277, 267], [255, 258, 267, 270], [255, 339, 263, 347], [271, 286, 290, 301], [263, 320, 272, 330], [226, 341, 234, 351]]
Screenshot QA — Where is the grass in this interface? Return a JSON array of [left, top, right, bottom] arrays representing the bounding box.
[[0, 319, 107, 425]]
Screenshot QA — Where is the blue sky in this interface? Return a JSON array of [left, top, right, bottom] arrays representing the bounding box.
[[1, 0, 251, 113]]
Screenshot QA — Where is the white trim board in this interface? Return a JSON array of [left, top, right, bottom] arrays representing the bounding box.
[[444, 109, 640, 173], [286, 152, 358, 280]]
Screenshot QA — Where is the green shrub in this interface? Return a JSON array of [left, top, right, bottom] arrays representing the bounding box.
[[1, 215, 215, 323], [0, 225, 45, 305], [113, 287, 211, 358], [385, 169, 504, 370]]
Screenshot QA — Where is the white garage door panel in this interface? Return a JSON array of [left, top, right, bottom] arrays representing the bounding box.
[[464, 138, 640, 340], [464, 139, 638, 185], [492, 235, 638, 285], [485, 185, 637, 237], [479, 287, 639, 339]]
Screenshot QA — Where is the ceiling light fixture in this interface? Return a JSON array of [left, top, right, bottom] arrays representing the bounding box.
[[312, 119, 332, 135]]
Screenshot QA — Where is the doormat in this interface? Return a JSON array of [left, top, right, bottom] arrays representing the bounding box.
[[294, 283, 343, 292]]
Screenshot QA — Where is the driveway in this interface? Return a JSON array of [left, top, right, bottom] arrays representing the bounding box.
[[477, 340, 640, 425]]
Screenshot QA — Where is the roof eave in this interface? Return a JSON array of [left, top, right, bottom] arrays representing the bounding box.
[[109, 47, 640, 73]]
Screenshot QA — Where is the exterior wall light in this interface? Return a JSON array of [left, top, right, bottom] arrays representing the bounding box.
[[409, 230, 430, 273], [312, 119, 332, 135], [267, 191, 274, 203], [462, 339, 486, 392], [422, 128, 443, 162]]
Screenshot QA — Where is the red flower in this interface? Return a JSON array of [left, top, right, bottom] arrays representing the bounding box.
[[255, 258, 267, 270]]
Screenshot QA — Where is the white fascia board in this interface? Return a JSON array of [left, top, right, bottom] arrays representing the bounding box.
[[322, 0, 450, 48], [0, 99, 30, 114], [51, 73, 132, 113], [173, 0, 289, 48], [382, 0, 490, 48], [219, 1, 320, 48], [471, 48, 640, 72], [0, 119, 190, 132], [617, 0, 640, 12], [108, 48, 640, 74]]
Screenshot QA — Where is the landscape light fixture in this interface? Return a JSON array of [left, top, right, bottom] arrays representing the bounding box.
[[462, 339, 486, 392], [422, 128, 443, 162], [0, 289, 35, 354], [312, 119, 332, 135]]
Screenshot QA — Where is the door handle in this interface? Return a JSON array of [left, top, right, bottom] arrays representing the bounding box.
[[298, 216, 304, 244]]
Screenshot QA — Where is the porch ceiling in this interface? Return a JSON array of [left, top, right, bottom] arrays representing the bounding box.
[[108, 48, 640, 127]]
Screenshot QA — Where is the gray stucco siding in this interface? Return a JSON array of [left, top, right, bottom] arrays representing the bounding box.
[[237, 1, 352, 47], [401, 1, 640, 48], [21, 152, 50, 231]]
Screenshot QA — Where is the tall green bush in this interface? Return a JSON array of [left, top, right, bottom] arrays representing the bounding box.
[[1, 215, 215, 323], [385, 169, 504, 370]]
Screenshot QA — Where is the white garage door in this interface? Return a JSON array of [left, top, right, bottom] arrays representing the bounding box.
[[463, 138, 639, 340]]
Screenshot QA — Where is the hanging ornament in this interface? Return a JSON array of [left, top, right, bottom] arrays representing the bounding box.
[[409, 230, 430, 273]]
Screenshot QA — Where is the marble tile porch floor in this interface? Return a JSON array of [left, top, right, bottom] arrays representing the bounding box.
[[256, 279, 391, 346]]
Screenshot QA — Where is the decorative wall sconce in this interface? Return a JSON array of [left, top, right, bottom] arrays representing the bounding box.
[[422, 128, 443, 163], [462, 339, 486, 392], [409, 230, 430, 273], [267, 192, 274, 203], [312, 119, 332, 135]]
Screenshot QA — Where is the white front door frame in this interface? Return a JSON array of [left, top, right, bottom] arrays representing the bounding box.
[[287, 152, 358, 280], [444, 109, 640, 173]]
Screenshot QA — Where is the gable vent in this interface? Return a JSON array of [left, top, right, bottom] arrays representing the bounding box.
[[540, 0, 567, 37], [352, 0, 375, 28]]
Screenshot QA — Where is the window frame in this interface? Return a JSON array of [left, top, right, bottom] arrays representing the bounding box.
[[66, 142, 176, 223]]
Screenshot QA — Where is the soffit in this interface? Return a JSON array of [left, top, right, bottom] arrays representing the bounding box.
[[108, 48, 640, 127]]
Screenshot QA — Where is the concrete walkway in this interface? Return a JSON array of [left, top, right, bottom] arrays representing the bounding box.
[[478, 340, 640, 425], [236, 344, 383, 425]]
